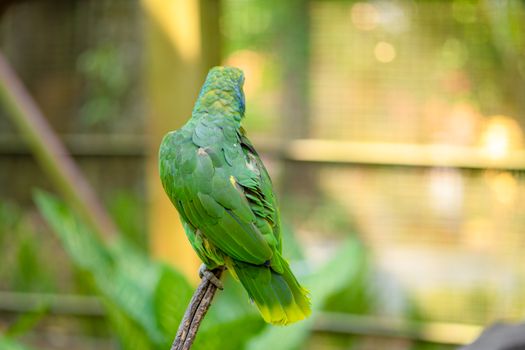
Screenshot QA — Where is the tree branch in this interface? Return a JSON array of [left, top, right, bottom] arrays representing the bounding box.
[[171, 267, 224, 350]]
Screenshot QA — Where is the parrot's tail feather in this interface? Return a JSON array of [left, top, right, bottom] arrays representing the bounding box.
[[229, 257, 311, 325]]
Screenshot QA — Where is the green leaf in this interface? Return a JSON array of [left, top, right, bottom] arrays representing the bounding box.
[[193, 314, 265, 350], [102, 239, 167, 344], [246, 238, 366, 350], [34, 190, 113, 272], [103, 297, 155, 350], [0, 336, 35, 350], [34, 191, 193, 349], [153, 263, 193, 342], [323, 254, 374, 315], [204, 274, 260, 324], [5, 306, 48, 337], [280, 222, 305, 261], [108, 191, 148, 250]]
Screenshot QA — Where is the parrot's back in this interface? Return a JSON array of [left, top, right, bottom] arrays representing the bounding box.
[[159, 66, 310, 325]]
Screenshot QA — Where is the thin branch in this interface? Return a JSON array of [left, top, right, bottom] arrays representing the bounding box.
[[171, 267, 224, 350], [0, 51, 117, 240]]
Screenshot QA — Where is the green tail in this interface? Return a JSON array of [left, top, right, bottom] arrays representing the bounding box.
[[228, 256, 311, 325]]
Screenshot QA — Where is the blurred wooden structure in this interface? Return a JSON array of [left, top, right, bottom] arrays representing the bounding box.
[[286, 140, 525, 170], [0, 0, 145, 207], [142, 0, 221, 280], [0, 52, 119, 240], [0, 0, 221, 280]]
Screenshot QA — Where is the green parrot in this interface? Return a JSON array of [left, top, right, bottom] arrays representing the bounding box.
[[159, 66, 310, 325]]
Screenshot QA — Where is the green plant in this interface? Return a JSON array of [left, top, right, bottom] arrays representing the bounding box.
[[0, 336, 35, 350], [34, 190, 371, 349], [35, 190, 190, 349], [107, 191, 148, 251], [76, 44, 129, 127], [0, 201, 56, 292]]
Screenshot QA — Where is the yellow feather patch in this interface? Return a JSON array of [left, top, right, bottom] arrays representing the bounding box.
[[257, 302, 310, 326], [224, 256, 239, 280]]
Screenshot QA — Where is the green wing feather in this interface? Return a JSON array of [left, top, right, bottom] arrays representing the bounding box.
[[237, 127, 281, 250]]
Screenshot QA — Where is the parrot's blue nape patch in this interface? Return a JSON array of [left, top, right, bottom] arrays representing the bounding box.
[[237, 88, 246, 115]]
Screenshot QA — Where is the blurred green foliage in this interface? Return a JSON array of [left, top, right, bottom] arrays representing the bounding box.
[[282, 195, 357, 238], [107, 191, 148, 252], [31, 190, 372, 350], [35, 190, 187, 349], [0, 336, 34, 350], [0, 202, 56, 292], [4, 308, 47, 339], [76, 44, 129, 128]]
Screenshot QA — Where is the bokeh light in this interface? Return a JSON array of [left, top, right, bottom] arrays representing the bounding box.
[[480, 116, 524, 159], [486, 171, 518, 206], [224, 49, 264, 98], [374, 41, 396, 63], [350, 2, 379, 31], [428, 168, 464, 218]]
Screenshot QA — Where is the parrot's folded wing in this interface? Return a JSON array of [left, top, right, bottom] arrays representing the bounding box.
[[175, 143, 273, 265]]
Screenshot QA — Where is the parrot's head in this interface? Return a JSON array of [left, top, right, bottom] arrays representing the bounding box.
[[197, 66, 246, 117]]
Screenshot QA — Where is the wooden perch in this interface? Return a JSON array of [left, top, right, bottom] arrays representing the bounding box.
[[171, 267, 224, 350]]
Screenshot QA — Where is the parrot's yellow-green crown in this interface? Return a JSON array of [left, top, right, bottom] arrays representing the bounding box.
[[207, 66, 245, 85], [194, 66, 246, 119]]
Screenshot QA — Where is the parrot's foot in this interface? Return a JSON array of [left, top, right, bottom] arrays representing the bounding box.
[[199, 264, 224, 290]]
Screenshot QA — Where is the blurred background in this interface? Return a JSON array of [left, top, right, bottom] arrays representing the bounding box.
[[1, 0, 524, 349]]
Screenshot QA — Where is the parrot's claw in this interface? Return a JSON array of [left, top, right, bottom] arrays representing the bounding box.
[[199, 264, 224, 290]]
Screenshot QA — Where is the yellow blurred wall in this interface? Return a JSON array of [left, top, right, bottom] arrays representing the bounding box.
[[142, 0, 220, 282]]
